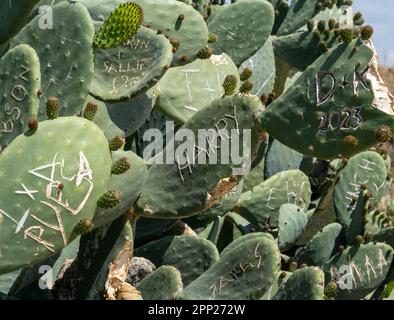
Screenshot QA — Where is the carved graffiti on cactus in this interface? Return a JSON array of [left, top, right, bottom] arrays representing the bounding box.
[[173, 105, 249, 182], [312, 65, 371, 107], [329, 249, 388, 290], [343, 158, 386, 211], [318, 107, 363, 132], [0, 64, 31, 135], [0, 152, 93, 252], [266, 176, 308, 212], [209, 241, 263, 299]]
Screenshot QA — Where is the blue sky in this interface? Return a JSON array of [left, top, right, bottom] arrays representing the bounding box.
[[353, 0, 394, 66]]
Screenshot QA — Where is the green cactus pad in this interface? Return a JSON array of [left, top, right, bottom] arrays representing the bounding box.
[[236, 170, 312, 228], [239, 37, 276, 97], [106, 91, 155, 137], [93, 151, 147, 229], [90, 26, 173, 102], [207, 0, 274, 66], [264, 140, 304, 179], [334, 152, 387, 229], [0, 117, 112, 275], [0, 0, 40, 45], [198, 215, 225, 246], [184, 181, 244, 230], [261, 40, 394, 159], [277, 0, 328, 36], [364, 209, 392, 236], [273, 29, 341, 70], [93, 2, 143, 49], [323, 242, 394, 300], [0, 44, 41, 151], [83, 96, 124, 141], [273, 267, 325, 300], [84, 0, 208, 66], [137, 265, 183, 300], [295, 223, 342, 266], [135, 95, 264, 219], [372, 228, 394, 249], [134, 218, 178, 246], [277, 204, 308, 252], [156, 53, 240, 124], [179, 236, 281, 300], [11, 1, 95, 119]]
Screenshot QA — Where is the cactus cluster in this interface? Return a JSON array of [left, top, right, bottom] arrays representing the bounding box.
[[0, 0, 394, 301]]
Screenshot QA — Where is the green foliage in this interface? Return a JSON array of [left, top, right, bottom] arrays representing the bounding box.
[[0, 0, 393, 301]]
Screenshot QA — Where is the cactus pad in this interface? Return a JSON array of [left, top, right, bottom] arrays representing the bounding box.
[[0, 117, 112, 275]]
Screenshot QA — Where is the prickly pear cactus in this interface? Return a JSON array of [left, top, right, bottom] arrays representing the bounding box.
[[10, 1, 95, 118], [0, 117, 112, 275], [235, 170, 312, 228], [135, 235, 219, 286], [90, 26, 173, 101], [137, 265, 183, 300], [207, 0, 275, 66], [273, 266, 325, 300], [0, 0, 40, 46], [323, 242, 394, 300], [135, 95, 264, 219], [84, 0, 208, 66], [179, 236, 281, 299], [0, 44, 41, 151], [261, 40, 394, 160], [155, 53, 239, 124], [0, 0, 394, 302], [334, 151, 387, 229]]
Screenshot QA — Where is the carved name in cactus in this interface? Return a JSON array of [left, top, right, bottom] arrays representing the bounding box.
[[1, 152, 94, 252], [0, 44, 40, 152], [0, 65, 31, 136], [91, 26, 173, 101]]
